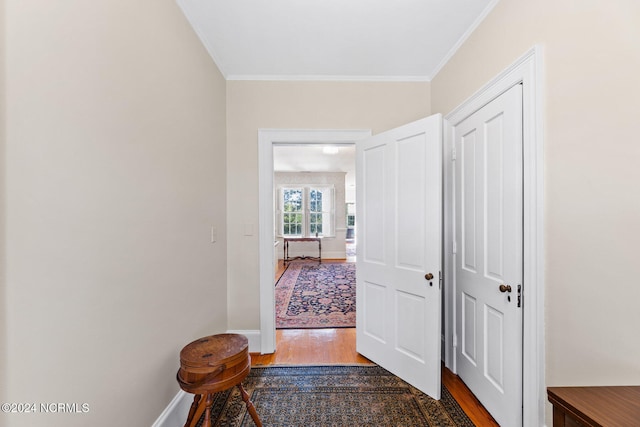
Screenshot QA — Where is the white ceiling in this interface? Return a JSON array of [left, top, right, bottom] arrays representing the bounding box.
[[177, 1, 499, 184], [177, 0, 498, 81], [273, 144, 356, 188], [273, 144, 355, 173]]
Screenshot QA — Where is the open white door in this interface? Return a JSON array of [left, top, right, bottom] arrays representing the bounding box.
[[356, 114, 442, 399]]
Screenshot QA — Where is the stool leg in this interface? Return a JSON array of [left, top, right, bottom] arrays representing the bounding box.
[[188, 394, 209, 427], [237, 383, 262, 427], [201, 393, 214, 427], [184, 394, 201, 427]]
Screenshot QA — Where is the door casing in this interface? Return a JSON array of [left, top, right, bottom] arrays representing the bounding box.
[[443, 46, 544, 427]]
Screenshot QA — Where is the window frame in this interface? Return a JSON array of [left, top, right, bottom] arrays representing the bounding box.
[[277, 184, 335, 238]]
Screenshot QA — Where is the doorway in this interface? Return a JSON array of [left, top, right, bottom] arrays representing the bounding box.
[[273, 144, 356, 330], [258, 129, 371, 353]]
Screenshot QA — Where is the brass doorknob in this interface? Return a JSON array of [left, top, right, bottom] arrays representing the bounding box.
[[499, 284, 512, 293], [425, 273, 434, 281]]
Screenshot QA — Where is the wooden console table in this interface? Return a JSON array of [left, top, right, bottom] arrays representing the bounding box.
[[283, 237, 322, 264], [547, 386, 640, 426]]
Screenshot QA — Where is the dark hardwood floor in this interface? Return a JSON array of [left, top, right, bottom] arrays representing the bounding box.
[[255, 260, 499, 426]]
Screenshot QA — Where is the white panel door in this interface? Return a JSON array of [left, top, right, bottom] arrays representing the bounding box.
[[356, 115, 442, 399], [454, 84, 523, 426]]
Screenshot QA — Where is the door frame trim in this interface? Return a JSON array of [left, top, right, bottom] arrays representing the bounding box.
[[443, 46, 545, 427], [257, 129, 371, 353]]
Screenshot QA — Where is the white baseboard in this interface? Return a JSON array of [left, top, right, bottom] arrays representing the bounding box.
[[321, 251, 348, 259], [151, 389, 191, 427]]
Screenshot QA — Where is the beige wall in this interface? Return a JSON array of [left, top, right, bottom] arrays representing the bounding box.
[[226, 81, 430, 329], [0, 0, 7, 418], [432, 0, 640, 398], [4, 1, 227, 426]]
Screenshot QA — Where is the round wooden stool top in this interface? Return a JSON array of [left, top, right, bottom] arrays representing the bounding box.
[[177, 333, 251, 395]]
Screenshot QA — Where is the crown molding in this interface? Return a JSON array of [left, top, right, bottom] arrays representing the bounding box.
[[226, 74, 431, 82]]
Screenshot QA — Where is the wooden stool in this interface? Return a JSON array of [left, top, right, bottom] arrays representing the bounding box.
[[177, 333, 262, 427]]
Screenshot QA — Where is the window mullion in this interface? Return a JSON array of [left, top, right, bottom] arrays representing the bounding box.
[[304, 187, 309, 237]]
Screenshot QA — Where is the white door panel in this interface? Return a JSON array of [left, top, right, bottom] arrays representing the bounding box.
[[357, 115, 442, 399], [455, 85, 523, 427], [362, 144, 386, 264], [362, 280, 387, 343], [461, 293, 477, 365]]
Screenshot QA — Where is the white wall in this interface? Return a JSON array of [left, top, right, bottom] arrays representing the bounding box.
[[274, 171, 347, 259], [226, 80, 430, 330], [431, 0, 640, 422], [3, 1, 227, 426]]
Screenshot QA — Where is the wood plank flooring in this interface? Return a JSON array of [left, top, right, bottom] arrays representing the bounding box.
[[261, 260, 499, 426], [251, 328, 372, 366]]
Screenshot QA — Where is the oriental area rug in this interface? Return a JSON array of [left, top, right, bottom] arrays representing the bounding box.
[[275, 261, 356, 329], [195, 365, 474, 427]]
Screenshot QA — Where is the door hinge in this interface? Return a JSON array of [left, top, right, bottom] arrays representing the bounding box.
[[452, 240, 457, 254], [517, 284, 522, 308], [451, 147, 457, 161]]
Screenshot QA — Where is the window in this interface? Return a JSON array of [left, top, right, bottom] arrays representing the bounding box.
[[309, 188, 324, 235], [282, 188, 303, 236], [278, 185, 334, 237], [346, 203, 356, 227]]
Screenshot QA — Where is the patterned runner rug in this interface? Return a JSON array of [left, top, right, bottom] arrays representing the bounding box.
[[276, 261, 356, 329], [196, 365, 475, 427]]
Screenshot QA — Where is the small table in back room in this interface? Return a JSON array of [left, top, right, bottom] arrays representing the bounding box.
[[283, 237, 322, 264]]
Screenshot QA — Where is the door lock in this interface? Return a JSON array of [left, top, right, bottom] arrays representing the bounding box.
[[424, 273, 434, 287]]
